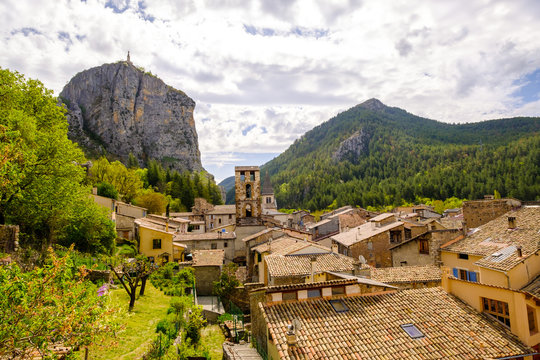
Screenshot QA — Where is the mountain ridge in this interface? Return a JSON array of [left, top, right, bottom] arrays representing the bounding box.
[[262, 99, 540, 210]]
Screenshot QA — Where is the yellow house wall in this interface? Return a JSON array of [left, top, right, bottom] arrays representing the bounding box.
[[138, 226, 174, 263], [508, 255, 540, 289], [443, 274, 540, 347], [267, 337, 280, 360], [441, 251, 483, 274]]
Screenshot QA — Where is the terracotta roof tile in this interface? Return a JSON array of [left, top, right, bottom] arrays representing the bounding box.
[[369, 265, 441, 284], [265, 253, 355, 278], [192, 249, 224, 267], [521, 274, 540, 299], [261, 287, 532, 359], [443, 206, 540, 271]]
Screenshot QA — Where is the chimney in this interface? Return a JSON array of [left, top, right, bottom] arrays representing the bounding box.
[[508, 216, 516, 229], [461, 221, 468, 236], [331, 243, 338, 254], [286, 325, 297, 347], [516, 246, 522, 257]]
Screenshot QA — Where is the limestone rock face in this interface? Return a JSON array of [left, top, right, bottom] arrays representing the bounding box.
[[60, 61, 203, 172], [332, 129, 370, 162]]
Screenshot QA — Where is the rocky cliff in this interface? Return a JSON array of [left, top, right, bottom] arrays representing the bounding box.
[[60, 60, 203, 172]]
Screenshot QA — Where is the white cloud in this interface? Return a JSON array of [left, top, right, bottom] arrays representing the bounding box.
[[1, 0, 539, 166]]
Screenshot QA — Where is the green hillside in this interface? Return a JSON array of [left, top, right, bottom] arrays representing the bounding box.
[[262, 99, 540, 210]]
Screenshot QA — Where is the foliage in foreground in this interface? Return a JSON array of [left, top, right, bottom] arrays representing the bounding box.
[[0, 68, 116, 254], [150, 263, 195, 296], [0, 247, 121, 359]]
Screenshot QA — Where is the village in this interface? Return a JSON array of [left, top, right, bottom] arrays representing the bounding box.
[[83, 165, 539, 359]]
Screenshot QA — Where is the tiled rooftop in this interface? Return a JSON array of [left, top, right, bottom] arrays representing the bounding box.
[[331, 220, 403, 247], [251, 237, 318, 255], [370, 212, 395, 222], [174, 231, 236, 242], [265, 253, 355, 278], [369, 265, 442, 284], [261, 287, 532, 359], [192, 249, 224, 267], [442, 206, 540, 271], [242, 227, 281, 242]]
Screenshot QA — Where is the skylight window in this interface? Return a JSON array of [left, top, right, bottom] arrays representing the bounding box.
[[329, 299, 349, 313], [401, 324, 425, 339]]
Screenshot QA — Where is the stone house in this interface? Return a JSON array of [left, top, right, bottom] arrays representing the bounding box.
[[390, 228, 462, 267], [174, 231, 236, 261], [462, 198, 521, 228], [331, 213, 405, 267], [441, 206, 540, 352], [190, 249, 225, 296], [134, 216, 187, 264], [305, 217, 339, 244], [91, 191, 147, 240], [250, 281, 533, 360]]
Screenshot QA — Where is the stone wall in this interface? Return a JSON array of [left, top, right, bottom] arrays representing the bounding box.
[[249, 285, 268, 355], [391, 229, 461, 267], [463, 199, 521, 228], [349, 226, 405, 267], [0, 225, 19, 253], [194, 266, 221, 296]]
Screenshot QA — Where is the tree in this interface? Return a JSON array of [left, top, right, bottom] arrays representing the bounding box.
[[96, 181, 118, 199], [0, 247, 120, 359], [110, 256, 154, 311], [213, 263, 240, 301], [0, 68, 115, 252], [133, 189, 168, 214]]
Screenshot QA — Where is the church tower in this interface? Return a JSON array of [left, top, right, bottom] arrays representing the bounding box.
[[235, 166, 262, 225]]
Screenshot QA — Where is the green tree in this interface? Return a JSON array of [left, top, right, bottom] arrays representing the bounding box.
[[0, 247, 121, 358], [0, 68, 114, 252], [133, 189, 168, 214], [213, 263, 240, 301], [96, 181, 118, 199], [127, 152, 139, 169]]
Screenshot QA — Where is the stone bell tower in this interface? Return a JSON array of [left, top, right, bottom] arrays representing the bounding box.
[[235, 166, 262, 225]]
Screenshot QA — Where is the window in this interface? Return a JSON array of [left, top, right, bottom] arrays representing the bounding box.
[[400, 261, 408, 266], [404, 228, 411, 240], [282, 291, 297, 301], [152, 239, 161, 249], [482, 298, 510, 327], [401, 324, 424, 339], [211, 243, 217, 249], [307, 289, 321, 298], [224, 242, 228, 248], [218, 218, 222, 224], [458, 253, 469, 260], [250, 172, 255, 181], [266, 196, 272, 204], [419, 239, 429, 254], [332, 287, 345, 296], [246, 184, 252, 198], [229, 214, 232, 220], [257, 253, 262, 262], [452, 268, 478, 282], [329, 299, 349, 313], [390, 230, 402, 243], [527, 305, 538, 334], [240, 171, 245, 181]]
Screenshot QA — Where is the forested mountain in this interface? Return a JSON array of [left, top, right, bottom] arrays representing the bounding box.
[[262, 99, 540, 210]]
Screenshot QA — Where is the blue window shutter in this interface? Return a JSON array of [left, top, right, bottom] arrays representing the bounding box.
[[468, 271, 477, 282], [452, 268, 458, 278]]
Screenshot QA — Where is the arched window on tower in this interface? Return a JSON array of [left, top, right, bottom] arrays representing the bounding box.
[[246, 204, 252, 217], [246, 184, 252, 198]]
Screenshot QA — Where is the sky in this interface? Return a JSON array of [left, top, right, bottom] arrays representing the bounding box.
[[1, 0, 540, 182]]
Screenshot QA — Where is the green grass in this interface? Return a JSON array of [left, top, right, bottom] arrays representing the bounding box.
[[200, 325, 225, 360], [82, 283, 171, 359]]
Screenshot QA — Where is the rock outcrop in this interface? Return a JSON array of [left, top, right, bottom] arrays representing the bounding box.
[[332, 129, 370, 162], [60, 60, 203, 172]]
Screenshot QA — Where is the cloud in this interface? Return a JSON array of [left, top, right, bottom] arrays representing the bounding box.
[[1, 0, 539, 171]]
